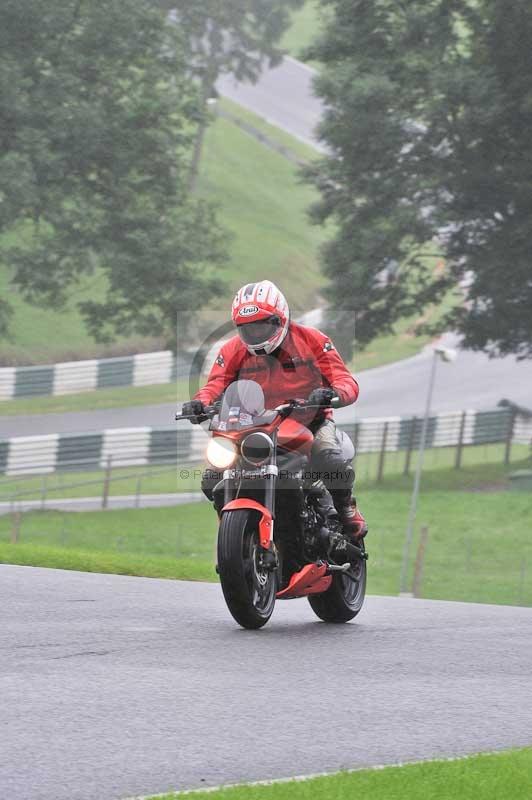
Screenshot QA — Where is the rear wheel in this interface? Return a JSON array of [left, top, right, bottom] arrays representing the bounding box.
[[217, 509, 277, 629], [308, 541, 367, 623]]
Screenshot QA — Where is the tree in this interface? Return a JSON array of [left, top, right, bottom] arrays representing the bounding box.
[[156, 0, 305, 190], [0, 0, 228, 347], [305, 0, 532, 358]]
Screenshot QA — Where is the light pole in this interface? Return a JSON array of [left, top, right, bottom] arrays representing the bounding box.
[[399, 346, 458, 595]]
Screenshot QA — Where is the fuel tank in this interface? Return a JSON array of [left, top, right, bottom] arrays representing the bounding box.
[[277, 417, 314, 456]]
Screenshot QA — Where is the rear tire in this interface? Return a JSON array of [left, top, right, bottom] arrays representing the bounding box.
[[308, 542, 367, 623], [217, 509, 277, 629]]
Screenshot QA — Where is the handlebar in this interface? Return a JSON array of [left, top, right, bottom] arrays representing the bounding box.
[[175, 396, 341, 422], [274, 396, 341, 415], [175, 404, 217, 422]]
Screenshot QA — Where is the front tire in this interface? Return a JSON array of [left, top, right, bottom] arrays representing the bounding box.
[[308, 542, 367, 623], [217, 509, 277, 629]]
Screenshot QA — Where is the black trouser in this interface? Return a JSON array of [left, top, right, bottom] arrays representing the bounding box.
[[201, 468, 225, 513], [309, 419, 355, 512]]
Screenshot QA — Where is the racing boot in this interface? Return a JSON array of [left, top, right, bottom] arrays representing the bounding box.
[[308, 479, 339, 526], [332, 491, 368, 540]]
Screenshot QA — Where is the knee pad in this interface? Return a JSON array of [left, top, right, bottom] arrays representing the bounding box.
[[313, 447, 343, 472], [313, 450, 354, 493]]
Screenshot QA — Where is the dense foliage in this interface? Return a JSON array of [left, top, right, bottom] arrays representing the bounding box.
[[158, 0, 305, 83], [306, 0, 532, 358], [0, 0, 228, 345]]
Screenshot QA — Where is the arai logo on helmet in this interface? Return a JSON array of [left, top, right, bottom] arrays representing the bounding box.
[[239, 305, 259, 317]]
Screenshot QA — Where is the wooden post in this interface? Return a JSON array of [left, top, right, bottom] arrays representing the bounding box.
[[403, 417, 417, 476], [455, 411, 467, 470], [40, 474, 48, 511], [376, 422, 389, 483], [11, 511, 21, 544], [353, 422, 360, 455], [101, 456, 113, 510], [504, 409, 516, 466], [412, 525, 429, 598]]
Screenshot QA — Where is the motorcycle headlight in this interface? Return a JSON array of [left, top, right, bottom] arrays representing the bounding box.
[[241, 432, 273, 466], [206, 437, 238, 469]]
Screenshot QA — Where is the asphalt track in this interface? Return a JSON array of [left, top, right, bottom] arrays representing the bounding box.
[[1, 565, 531, 800]]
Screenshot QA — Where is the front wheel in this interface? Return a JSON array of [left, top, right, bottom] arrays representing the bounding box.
[[308, 542, 367, 623], [217, 509, 277, 629]]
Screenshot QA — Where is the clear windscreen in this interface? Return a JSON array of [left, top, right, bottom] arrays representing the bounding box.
[[212, 380, 268, 430]]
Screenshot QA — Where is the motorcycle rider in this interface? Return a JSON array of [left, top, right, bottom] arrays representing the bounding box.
[[182, 280, 367, 539]]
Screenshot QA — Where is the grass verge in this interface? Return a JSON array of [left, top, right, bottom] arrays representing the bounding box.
[[150, 748, 532, 800], [0, 240, 163, 366], [218, 98, 318, 164], [0, 543, 214, 582], [354, 444, 530, 490], [1, 486, 531, 606], [351, 312, 441, 372], [0, 378, 191, 416], [0, 504, 216, 581], [198, 106, 326, 319]]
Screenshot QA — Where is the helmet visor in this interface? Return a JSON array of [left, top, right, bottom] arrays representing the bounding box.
[[237, 316, 281, 346]]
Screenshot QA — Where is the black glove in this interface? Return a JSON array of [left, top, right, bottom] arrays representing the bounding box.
[[307, 387, 335, 407], [182, 399, 205, 423]]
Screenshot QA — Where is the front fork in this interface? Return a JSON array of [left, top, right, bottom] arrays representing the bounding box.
[[221, 459, 278, 553]]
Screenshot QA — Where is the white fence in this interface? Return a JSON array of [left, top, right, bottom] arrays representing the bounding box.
[[0, 351, 195, 400], [0, 408, 529, 477]]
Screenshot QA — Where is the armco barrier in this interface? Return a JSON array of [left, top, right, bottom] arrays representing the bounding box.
[[0, 351, 197, 400], [0, 408, 530, 477]]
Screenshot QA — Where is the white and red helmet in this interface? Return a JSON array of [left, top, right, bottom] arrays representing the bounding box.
[[232, 280, 290, 355]]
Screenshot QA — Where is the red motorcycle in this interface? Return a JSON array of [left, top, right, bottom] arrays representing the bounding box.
[[176, 379, 367, 629]]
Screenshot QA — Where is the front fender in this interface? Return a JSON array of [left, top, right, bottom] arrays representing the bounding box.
[[221, 499, 273, 550]]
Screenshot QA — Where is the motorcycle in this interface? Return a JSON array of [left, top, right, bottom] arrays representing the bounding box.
[[176, 379, 367, 629]]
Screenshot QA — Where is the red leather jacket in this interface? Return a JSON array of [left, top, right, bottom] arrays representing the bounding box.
[[195, 322, 359, 426]]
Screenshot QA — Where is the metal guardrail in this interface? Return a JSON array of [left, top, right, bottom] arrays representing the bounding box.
[[0, 408, 529, 478], [0, 351, 197, 400]]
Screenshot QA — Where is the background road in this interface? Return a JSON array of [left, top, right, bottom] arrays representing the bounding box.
[[1, 565, 531, 800], [218, 56, 324, 151], [1, 333, 530, 437], [0, 493, 203, 515]]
